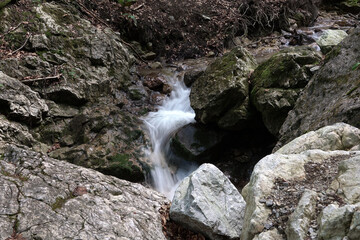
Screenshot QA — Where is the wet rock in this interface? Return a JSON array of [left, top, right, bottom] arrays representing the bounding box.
[[318, 203, 360, 240], [0, 144, 168, 239], [170, 163, 246, 240], [250, 46, 322, 136], [316, 29, 348, 53], [190, 47, 257, 130], [170, 123, 226, 163], [276, 28, 360, 150], [286, 190, 317, 240], [0, 71, 48, 125]]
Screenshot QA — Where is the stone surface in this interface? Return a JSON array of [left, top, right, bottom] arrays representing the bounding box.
[[0, 144, 168, 240], [332, 156, 360, 204], [190, 47, 257, 130], [0, 2, 150, 181], [250, 46, 322, 136], [0, 71, 48, 125], [170, 163, 246, 240], [285, 190, 317, 240], [276, 122, 360, 154], [276, 27, 360, 150], [241, 123, 360, 240], [316, 29, 348, 53], [318, 203, 360, 240]]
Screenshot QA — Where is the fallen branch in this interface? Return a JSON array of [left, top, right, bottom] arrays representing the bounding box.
[[21, 74, 62, 84]]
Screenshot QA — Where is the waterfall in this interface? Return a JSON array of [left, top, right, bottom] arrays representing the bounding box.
[[143, 70, 197, 199]]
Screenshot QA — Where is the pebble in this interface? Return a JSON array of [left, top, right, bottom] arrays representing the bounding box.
[[266, 200, 274, 207], [264, 222, 273, 230], [259, 199, 266, 204]]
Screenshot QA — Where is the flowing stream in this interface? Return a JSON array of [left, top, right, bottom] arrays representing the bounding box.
[[143, 70, 197, 199]]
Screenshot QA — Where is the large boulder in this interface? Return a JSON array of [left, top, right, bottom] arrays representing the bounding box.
[[170, 163, 246, 240], [241, 123, 360, 240], [190, 47, 257, 130], [0, 71, 48, 125], [0, 144, 168, 239], [276, 27, 360, 150], [250, 46, 322, 136]]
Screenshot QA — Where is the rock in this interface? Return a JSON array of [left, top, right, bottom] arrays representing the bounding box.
[[286, 190, 317, 240], [250, 46, 322, 136], [170, 163, 246, 240], [241, 123, 360, 240], [181, 57, 214, 87], [0, 116, 38, 147], [190, 47, 257, 130], [316, 29, 348, 53], [332, 156, 360, 204], [318, 203, 360, 240], [170, 123, 226, 163], [349, 211, 360, 240], [276, 28, 360, 150], [276, 123, 360, 154], [0, 71, 48, 125], [253, 229, 285, 240], [0, 144, 168, 239], [0, 2, 150, 181], [30, 34, 50, 50]]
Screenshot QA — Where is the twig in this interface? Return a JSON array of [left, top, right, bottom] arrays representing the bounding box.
[[9, 33, 31, 55], [0, 22, 26, 38], [21, 74, 62, 84], [133, 3, 144, 11]]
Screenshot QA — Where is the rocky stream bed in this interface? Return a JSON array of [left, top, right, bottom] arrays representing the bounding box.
[[0, 0, 360, 239]]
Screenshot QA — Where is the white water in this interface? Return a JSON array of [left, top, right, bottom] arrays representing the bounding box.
[[143, 71, 197, 199]]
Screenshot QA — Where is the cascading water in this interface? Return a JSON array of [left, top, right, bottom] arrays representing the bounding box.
[[143, 70, 197, 199]]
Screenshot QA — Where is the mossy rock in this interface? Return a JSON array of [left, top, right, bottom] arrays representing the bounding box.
[[251, 46, 322, 136], [190, 46, 257, 130]]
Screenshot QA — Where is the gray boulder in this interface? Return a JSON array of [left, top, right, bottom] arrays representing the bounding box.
[[170, 163, 246, 240], [0, 144, 168, 240], [276, 27, 360, 150], [250, 46, 322, 136], [190, 47, 257, 130], [0, 71, 48, 125]]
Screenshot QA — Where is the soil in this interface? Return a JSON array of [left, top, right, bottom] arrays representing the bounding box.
[[74, 0, 321, 61], [261, 154, 352, 239]]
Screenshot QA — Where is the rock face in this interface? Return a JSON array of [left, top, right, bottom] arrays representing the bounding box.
[[241, 123, 360, 240], [0, 144, 168, 240], [276, 27, 360, 150], [0, 71, 48, 125], [250, 46, 322, 136], [0, 2, 150, 181], [190, 47, 257, 130], [170, 163, 246, 240], [316, 29, 348, 53]]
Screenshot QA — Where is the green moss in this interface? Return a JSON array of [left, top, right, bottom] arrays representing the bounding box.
[[51, 196, 67, 211], [109, 154, 132, 170], [0, 0, 12, 10]]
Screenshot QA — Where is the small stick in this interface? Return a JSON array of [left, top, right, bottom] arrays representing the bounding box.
[[21, 74, 62, 84]]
